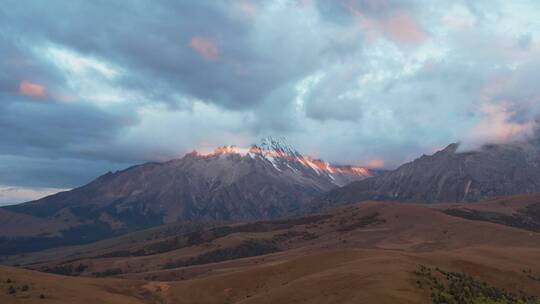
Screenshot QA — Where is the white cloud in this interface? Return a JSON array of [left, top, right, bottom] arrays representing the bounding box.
[[45, 46, 120, 79], [0, 185, 69, 206], [41, 45, 131, 105]]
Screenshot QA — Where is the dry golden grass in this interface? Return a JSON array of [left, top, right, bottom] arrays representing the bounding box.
[[0, 266, 163, 304], [2, 194, 540, 303]]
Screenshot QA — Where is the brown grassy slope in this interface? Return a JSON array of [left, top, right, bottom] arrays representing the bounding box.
[[2, 245, 540, 304], [159, 246, 540, 304], [0, 266, 164, 304], [8, 197, 540, 279], [0, 209, 68, 237], [2, 194, 540, 303], [165, 249, 427, 304]]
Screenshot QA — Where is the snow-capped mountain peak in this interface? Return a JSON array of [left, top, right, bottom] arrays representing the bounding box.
[[256, 136, 302, 158], [190, 137, 373, 186]]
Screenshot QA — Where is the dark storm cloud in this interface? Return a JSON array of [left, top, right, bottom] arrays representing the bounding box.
[[1, 0, 312, 110], [0, 96, 138, 161], [1, 0, 540, 195], [0, 154, 127, 188], [0, 32, 64, 96]]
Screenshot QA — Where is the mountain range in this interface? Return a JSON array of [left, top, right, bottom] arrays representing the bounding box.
[[3, 135, 540, 256], [0, 137, 372, 254], [320, 139, 540, 206]]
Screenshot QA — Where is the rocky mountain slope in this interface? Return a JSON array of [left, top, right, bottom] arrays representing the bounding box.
[[0, 137, 372, 254], [320, 140, 540, 206]]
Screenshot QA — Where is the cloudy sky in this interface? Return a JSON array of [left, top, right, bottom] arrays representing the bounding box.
[[1, 0, 540, 204]]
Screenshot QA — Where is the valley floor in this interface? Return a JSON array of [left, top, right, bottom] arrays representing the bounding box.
[[2, 246, 540, 304], [2, 195, 540, 303]]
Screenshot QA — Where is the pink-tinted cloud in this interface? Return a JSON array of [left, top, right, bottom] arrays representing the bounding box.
[[479, 74, 512, 102], [341, 1, 425, 46], [189, 36, 219, 61], [227, 0, 259, 21], [236, 0, 258, 18], [366, 159, 385, 168], [383, 11, 425, 45], [18, 80, 45, 98], [464, 102, 535, 148]]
